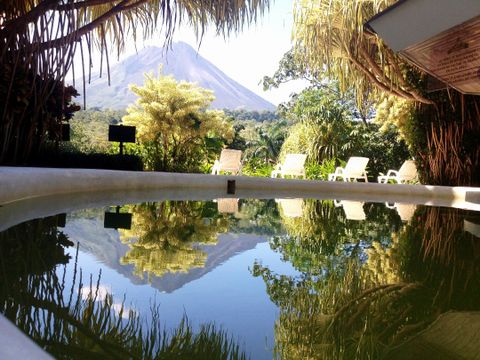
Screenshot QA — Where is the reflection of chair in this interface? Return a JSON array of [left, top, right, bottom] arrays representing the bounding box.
[[276, 198, 304, 218], [271, 154, 307, 179], [328, 157, 369, 182], [334, 200, 366, 220], [216, 198, 239, 214], [386, 202, 416, 222], [464, 220, 480, 238], [211, 149, 242, 175], [378, 160, 418, 184]]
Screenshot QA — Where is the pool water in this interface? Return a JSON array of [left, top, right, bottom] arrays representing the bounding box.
[[1, 198, 480, 359]]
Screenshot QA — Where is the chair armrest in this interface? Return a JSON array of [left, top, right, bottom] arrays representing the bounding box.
[[211, 160, 220, 174], [386, 170, 399, 177], [334, 167, 344, 174]]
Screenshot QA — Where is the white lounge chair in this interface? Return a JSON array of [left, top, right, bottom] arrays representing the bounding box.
[[216, 198, 239, 214], [328, 157, 369, 182], [385, 202, 416, 222], [211, 149, 242, 175], [271, 154, 307, 179], [378, 160, 418, 184], [276, 198, 304, 218], [334, 200, 366, 220]]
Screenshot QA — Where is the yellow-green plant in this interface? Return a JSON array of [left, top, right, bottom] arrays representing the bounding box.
[[123, 70, 233, 171], [120, 201, 229, 280], [1, 0, 268, 163]]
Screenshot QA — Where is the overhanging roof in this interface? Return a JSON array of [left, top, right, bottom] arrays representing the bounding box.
[[365, 0, 480, 94]]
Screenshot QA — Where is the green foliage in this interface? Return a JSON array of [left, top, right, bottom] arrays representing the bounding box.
[[276, 85, 410, 180], [0, 63, 80, 163], [69, 108, 125, 153], [241, 157, 274, 177], [226, 118, 289, 174], [123, 70, 233, 172], [262, 48, 322, 89], [350, 123, 410, 180], [279, 87, 354, 163], [305, 158, 340, 180], [223, 109, 279, 122]]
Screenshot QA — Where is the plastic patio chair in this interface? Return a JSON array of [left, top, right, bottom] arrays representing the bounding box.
[[334, 200, 366, 220], [328, 157, 369, 182], [378, 160, 418, 184], [275, 198, 304, 218], [271, 154, 307, 179], [385, 202, 416, 222], [216, 198, 239, 214], [211, 149, 243, 175]]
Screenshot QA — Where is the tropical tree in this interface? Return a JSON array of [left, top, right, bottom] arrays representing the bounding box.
[[0, 0, 269, 163], [279, 87, 354, 164], [292, 0, 480, 185], [123, 71, 233, 172]]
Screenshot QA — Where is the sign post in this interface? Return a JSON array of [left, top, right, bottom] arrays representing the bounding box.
[[108, 124, 136, 155]]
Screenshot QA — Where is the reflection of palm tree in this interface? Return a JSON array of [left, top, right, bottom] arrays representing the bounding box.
[[255, 204, 480, 358], [120, 201, 229, 280], [0, 217, 246, 359]]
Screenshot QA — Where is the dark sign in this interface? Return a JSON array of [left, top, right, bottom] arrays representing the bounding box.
[[61, 124, 70, 141], [108, 125, 136, 143], [55, 213, 67, 228], [104, 212, 132, 230], [48, 123, 70, 141]]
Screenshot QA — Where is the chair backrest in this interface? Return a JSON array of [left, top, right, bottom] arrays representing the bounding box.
[[398, 160, 418, 180], [276, 198, 304, 218], [216, 198, 239, 214], [219, 149, 242, 170], [395, 203, 416, 222], [340, 201, 366, 220], [282, 154, 307, 171], [344, 157, 369, 176]]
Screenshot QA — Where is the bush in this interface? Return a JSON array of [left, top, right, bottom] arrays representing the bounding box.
[[27, 148, 143, 171], [305, 158, 342, 180], [242, 158, 274, 177]]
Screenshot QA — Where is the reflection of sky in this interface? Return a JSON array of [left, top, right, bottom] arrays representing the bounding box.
[[61, 233, 300, 360]]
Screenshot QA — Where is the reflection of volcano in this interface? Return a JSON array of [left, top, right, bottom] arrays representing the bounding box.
[[63, 217, 267, 292]]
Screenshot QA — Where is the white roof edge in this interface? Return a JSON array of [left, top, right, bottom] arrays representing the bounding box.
[[367, 0, 480, 51]]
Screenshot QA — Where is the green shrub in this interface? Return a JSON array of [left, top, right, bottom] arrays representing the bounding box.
[[242, 158, 274, 177], [306, 158, 344, 180]]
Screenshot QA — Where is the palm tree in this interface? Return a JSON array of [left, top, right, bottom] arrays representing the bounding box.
[[292, 0, 480, 186], [0, 0, 271, 163]]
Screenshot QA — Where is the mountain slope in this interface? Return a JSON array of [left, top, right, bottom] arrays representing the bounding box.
[[76, 42, 275, 111]]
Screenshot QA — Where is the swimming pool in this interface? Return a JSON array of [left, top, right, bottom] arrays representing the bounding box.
[[1, 192, 480, 359]]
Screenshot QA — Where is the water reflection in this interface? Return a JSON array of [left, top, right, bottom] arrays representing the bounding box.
[[254, 201, 480, 359], [119, 201, 229, 280], [0, 215, 247, 359], [1, 199, 480, 359]]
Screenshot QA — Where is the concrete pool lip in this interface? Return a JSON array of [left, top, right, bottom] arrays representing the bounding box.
[[1, 166, 480, 211]]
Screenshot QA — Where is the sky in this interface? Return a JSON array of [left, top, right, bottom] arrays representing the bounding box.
[[81, 1, 307, 106]]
